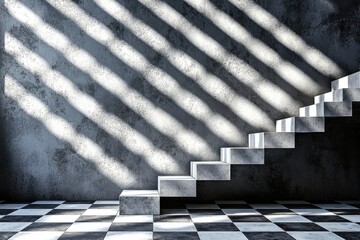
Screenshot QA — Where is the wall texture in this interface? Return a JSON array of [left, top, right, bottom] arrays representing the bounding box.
[[0, 0, 359, 200]]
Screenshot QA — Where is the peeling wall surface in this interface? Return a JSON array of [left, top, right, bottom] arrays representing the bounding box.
[[0, 0, 359, 200]]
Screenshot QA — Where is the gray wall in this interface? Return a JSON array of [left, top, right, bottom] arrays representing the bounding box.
[[0, 0, 359, 200]]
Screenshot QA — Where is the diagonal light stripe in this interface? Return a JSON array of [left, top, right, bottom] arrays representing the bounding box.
[[227, 0, 343, 77], [5, 74, 136, 186], [137, 0, 302, 114], [93, 0, 273, 130], [6, 33, 181, 172], [41, 0, 243, 145], [185, 0, 322, 95], [6, 1, 218, 160]]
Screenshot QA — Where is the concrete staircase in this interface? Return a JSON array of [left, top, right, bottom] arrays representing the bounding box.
[[119, 71, 360, 215]]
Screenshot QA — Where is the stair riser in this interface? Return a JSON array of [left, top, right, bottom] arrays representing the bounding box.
[[248, 133, 295, 148], [300, 103, 352, 117], [331, 72, 360, 91], [119, 191, 160, 215], [191, 163, 230, 180], [315, 89, 360, 104], [276, 117, 324, 133], [221, 148, 264, 164], [158, 178, 196, 197]]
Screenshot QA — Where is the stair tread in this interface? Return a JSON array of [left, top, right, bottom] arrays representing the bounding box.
[[120, 190, 159, 197], [159, 176, 195, 180]]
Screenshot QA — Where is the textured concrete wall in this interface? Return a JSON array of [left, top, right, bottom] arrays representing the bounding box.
[[0, 0, 359, 200]]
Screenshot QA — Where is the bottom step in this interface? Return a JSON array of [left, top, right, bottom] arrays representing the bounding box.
[[119, 190, 160, 215]]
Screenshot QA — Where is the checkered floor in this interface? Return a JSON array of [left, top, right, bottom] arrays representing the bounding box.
[[1, 200, 360, 240]]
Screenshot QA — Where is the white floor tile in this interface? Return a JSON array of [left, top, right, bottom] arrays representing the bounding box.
[[66, 222, 111, 232], [0, 222, 32, 232], [104, 231, 152, 240], [288, 231, 344, 240], [31, 201, 65, 204], [265, 214, 311, 223], [291, 209, 335, 216], [249, 204, 287, 209], [198, 232, 248, 240], [55, 204, 91, 210], [186, 204, 219, 209], [36, 215, 80, 223], [191, 215, 231, 223], [235, 222, 284, 232], [9, 231, 63, 240], [9, 209, 52, 216], [153, 222, 196, 232], [82, 209, 118, 216], [317, 222, 360, 232], [314, 204, 358, 209], [93, 201, 119, 205], [114, 215, 153, 223], [339, 215, 360, 222], [0, 204, 28, 209], [222, 209, 260, 216]]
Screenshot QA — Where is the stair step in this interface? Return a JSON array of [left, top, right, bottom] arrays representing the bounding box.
[[331, 71, 360, 91], [299, 102, 352, 117], [119, 190, 159, 215], [276, 117, 324, 133], [220, 147, 264, 164], [315, 89, 360, 104], [191, 161, 230, 180], [248, 132, 295, 148], [158, 176, 196, 197]]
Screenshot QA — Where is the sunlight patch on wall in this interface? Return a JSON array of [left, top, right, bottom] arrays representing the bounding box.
[[137, 0, 302, 114], [185, 0, 322, 96], [6, 1, 219, 162], [93, 0, 273, 130], [42, 0, 243, 145], [4, 74, 137, 187], [228, 0, 343, 77]]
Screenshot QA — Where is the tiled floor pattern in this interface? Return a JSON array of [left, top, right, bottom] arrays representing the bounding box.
[[1, 200, 360, 239]]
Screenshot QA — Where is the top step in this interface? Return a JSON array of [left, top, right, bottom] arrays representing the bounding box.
[[331, 71, 360, 91]]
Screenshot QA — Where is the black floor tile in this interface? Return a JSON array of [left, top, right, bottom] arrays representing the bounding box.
[[0, 232, 16, 240], [75, 215, 115, 222], [160, 202, 186, 209], [109, 222, 153, 231], [23, 204, 59, 209], [258, 209, 296, 215], [228, 215, 270, 222], [283, 204, 320, 209], [332, 210, 360, 215], [304, 215, 350, 222], [23, 222, 72, 231], [0, 215, 42, 222], [46, 209, 86, 215], [154, 215, 192, 222], [335, 232, 360, 240], [194, 223, 239, 231], [188, 209, 225, 215], [0, 210, 16, 215], [58, 232, 106, 240], [244, 232, 296, 240], [345, 204, 360, 209], [153, 232, 200, 240], [217, 204, 252, 209], [276, 223, 326, 231]]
